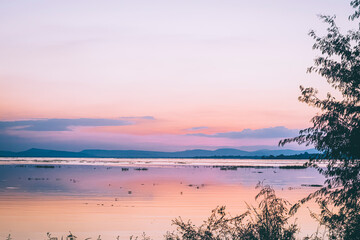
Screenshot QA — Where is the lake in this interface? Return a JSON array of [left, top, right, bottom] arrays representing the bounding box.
[[0, 158, 325, 239]]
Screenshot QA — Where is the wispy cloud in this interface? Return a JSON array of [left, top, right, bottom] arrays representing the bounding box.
[[119, 116, 155, 120], [188, 126, 299, 139], [184, 126, 209, 131], [0, 118, 142, 131]]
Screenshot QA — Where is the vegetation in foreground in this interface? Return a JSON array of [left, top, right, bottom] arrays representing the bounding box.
[[278, 0, 360, 239], [164, 184, 298, 240]]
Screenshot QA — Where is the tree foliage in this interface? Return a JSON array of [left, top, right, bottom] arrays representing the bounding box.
[[280, 1, 360, 239]]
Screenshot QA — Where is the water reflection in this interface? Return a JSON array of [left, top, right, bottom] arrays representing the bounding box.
[[0, 162, 324, 239]]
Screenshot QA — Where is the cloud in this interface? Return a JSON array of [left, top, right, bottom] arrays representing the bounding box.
[[119, 116, 155, 120], [188, 126, 299, 139], [0, 118, 137, 131], [185, 126, 209, 131]]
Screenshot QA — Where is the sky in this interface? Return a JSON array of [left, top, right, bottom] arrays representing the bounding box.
[[0, 0, 356, 151]]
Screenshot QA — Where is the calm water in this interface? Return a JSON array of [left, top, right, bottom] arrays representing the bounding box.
[[0, 158, 325, 239]]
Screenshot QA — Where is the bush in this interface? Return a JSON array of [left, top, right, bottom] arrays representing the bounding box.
[[164, 184, 298, 240]]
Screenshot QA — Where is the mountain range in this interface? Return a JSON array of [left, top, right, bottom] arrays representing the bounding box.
[[0, 148, 318, 158]]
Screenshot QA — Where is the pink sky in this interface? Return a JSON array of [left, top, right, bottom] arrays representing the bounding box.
[[0, 0, 355, 151]]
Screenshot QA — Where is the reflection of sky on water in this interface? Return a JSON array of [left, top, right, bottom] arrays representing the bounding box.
[[0, 164, 324, 196], [0, 162, 326, 240]]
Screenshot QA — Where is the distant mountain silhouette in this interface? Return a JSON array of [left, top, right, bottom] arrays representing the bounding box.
[[0, 148, 318, 158]]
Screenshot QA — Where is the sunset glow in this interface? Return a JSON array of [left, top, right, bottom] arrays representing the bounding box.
[[0, 0, 353, 151]]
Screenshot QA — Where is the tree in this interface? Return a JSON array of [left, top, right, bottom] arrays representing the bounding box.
[[279, 1, 360, 239]]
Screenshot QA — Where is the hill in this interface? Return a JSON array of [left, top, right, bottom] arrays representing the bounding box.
[[0, 148, 319, 158]]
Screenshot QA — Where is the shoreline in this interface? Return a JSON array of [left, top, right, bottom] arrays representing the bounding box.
[[0, 157, 311, 168]]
